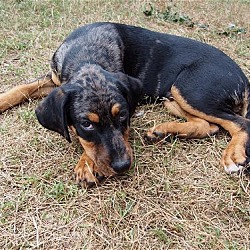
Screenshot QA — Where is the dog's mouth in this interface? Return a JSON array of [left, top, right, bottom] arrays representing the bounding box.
[[96, 161, 117, 177]]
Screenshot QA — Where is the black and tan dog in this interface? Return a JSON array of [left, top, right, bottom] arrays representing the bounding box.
[[0, 22, 249, 186]]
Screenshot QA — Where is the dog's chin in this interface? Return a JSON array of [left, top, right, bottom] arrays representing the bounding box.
[[97, 163, 132, 177], [94, 161, 117, 177]]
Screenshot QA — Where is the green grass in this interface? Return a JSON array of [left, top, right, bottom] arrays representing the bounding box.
[[0, 0, 250, 249]]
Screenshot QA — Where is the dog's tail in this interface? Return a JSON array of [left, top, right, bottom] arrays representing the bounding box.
[[0, 71, 60, 113]]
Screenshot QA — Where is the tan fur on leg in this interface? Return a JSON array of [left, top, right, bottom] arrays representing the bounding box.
[[169, 86, 249, 173], [147, 99, 219, 140], [0, 73, 60, 112]]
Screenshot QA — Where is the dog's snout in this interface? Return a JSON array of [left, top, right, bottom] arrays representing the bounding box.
[[111, 159, 131, 173]]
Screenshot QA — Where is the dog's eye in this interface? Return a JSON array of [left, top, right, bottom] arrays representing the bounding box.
[[119, 111, 127, 121], [82, 120, 94, 130]]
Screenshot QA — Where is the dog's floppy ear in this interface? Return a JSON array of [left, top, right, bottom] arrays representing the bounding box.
[[114, 73, 143, 115], [35, 84, 81, 142]]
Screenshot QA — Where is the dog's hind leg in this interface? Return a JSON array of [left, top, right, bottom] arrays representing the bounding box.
[[0, 71, 60, 112], [146, 99, 219, 140], [146, 89, 249, 174]]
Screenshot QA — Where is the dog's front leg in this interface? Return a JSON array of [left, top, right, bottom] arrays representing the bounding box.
[[74, 152, 104, 188]]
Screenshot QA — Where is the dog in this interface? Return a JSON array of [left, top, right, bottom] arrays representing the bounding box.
[[0, 22, 249, 187]]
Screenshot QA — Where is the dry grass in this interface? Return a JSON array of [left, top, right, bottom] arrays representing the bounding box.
[[0, 0, 250, 249]]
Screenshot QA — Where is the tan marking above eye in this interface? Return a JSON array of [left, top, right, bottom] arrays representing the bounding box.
[[87, 112, 100, 123], [111, 103, 120, 117]]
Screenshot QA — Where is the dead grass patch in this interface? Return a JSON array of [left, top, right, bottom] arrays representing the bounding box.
[[0, 0, 250, 249]]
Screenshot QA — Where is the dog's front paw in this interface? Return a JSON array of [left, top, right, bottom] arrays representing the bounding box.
[[74, 153, 104, 188]]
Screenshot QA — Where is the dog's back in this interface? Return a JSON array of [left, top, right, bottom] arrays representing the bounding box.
[[52, 22, 249, 100]]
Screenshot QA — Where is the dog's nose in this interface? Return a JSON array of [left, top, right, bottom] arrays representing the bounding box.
[[111, 159, 131, 173]]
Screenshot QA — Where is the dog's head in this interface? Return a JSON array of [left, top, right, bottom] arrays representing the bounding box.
[[35, 65, 142, 175]]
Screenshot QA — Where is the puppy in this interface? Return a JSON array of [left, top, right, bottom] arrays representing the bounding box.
[[0, 22, 249, 186]]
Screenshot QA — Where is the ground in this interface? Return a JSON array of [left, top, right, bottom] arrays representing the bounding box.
[[0, 0, 250, 249]]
